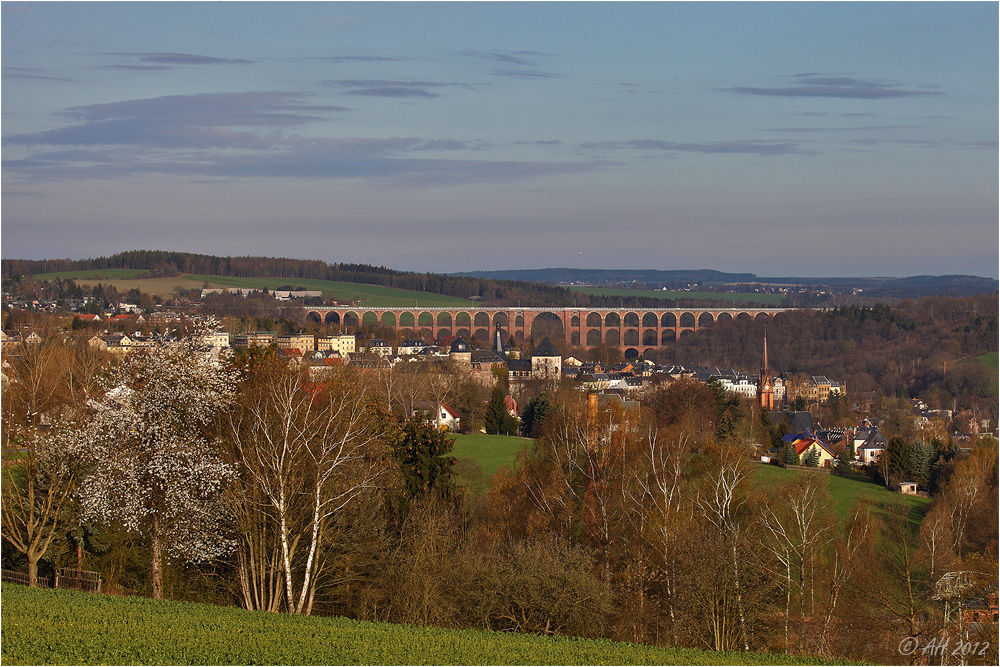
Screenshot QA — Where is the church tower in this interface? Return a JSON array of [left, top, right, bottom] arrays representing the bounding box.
[[758, 328, 774, 411]]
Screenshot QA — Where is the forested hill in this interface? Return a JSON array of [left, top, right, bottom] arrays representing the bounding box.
[[451, 268, 755, 286], [0, 250, 575, 306], [454, 268, 998, 297]]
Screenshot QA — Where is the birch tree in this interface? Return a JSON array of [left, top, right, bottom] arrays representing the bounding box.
[[78, 336, 236, 599], [226, 360, 391, 615]]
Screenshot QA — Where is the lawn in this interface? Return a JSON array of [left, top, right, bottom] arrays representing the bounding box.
[[0, 584, 837, 665], [569, 286, 787, 307], [450, 433, 533, 495], [752, 464, 929, 527]]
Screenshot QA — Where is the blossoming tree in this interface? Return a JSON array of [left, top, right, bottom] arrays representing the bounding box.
[[79, 333, 236, 599]]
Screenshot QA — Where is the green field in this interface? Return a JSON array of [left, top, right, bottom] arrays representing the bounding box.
[[964, 352, 999, 397], [33, 268, 153, 281], [30, 271, 475, 307], [0, 584, 836, 665], [569, 287, 787, 307], [451, 433, 533, 494], [752, 464, 929, 526]]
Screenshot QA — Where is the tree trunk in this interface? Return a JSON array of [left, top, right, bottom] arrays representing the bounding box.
[[151, 513, 163, 600], [28, 558, 39, 587]]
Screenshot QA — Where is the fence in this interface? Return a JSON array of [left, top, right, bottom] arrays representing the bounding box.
[[1, 569, 50, 587], [2, 567, 137, 596], [54, 568, 102, 593]]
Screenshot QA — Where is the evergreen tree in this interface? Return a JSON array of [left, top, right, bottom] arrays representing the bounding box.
[[805, 447, 821, 467], [784, 445, 800, 467], [392, 415, 457, 500], [485, 383, 511, 435], [520, 393, 552, 438]]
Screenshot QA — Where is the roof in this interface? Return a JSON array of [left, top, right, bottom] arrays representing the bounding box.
[[449, 337, 470, 353], [533, 337, 559, 358]]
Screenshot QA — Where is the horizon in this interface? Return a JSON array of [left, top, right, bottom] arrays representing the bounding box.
[[2, 2, 998, 278]]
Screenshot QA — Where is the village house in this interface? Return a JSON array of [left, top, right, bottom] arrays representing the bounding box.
[[316, 334, 356, 356]]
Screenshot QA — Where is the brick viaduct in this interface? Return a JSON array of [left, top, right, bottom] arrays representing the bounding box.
[[305, 306, 791, 358]]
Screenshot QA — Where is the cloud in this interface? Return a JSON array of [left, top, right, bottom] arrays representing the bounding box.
[[3, 92, 350, 149], [490, 69, 562, 79], [325, 79, 472, 98], [3, 67, 74, 82], [762, 125, 922, 133], [456, 50, 553, 66], [102, 52, 252, 65], [313, 55, 406, 63], [4, 142, 607, 186], [580, 139, 806, 156], [726, 74, 943, 99]]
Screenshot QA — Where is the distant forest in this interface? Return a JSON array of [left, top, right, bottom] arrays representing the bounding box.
[[0, 251, 780, 309], [3, 250, 996, 306], [455, 268, 999, 299]]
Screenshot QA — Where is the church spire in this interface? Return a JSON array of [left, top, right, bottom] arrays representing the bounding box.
[[758, 326, 774, 410]]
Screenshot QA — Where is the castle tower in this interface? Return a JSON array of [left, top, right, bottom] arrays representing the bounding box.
[[758, 329, 774, 411]]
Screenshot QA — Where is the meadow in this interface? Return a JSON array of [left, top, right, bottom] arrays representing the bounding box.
[[0, 584, 840, 665], [450, 433, 533, 495], [752, 463, 929, 526], [32, 271, 475, 307], [964, 351, 998, 396], [569, 286, 787, 307]]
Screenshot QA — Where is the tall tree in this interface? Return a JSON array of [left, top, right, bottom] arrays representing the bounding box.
[[79, 334, 236, 599]]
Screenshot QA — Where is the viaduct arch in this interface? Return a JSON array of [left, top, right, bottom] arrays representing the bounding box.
[[305, 306, 789, 355]]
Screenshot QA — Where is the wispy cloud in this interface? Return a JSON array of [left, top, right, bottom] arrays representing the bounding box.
[[726, 74, 943, 99], [324, 79, 473, 98], [457, 49, 561, 80], [102, 52, 252, 66], [580, 139, 806, 156], [2, 67, 74, 82], [490, 69, 562, 79], [3, 92, 350, 149], [762, 125, 921, 133]]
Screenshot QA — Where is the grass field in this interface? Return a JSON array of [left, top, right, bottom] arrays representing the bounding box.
[[752, 464, 929, 526], [30, 271, 475, 307], [964, 352, 999, 397], [0, 584, 837, 665], [450, 433, 533, 494], [569, 287, 787, 307], [33, 268, 153, 281]]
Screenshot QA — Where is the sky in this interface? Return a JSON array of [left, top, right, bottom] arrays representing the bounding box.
[[2, 1, 997, 278]]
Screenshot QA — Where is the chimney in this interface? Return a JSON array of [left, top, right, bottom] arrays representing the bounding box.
[[587, 391, 599, 453]]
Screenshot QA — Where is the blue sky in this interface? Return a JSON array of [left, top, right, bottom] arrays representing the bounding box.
[[2, 2, 997, 277]]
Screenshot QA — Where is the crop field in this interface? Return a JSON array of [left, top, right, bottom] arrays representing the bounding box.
[[569, 287, 787, 307], [0, 584, 838, 665], [752, 464, 929, 526], [451, 433, 533, 494]]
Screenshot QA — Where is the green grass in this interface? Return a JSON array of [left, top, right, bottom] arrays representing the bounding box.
[[450, 433, 533, 495], [964, 352, 999, 397], [569, 287, 787, 307], [33, 268, 153, 280], [0, 584, 838, 665], [183, 275, 475, 308], [27, 270, 475, 307], [752, 464, 929, 526]]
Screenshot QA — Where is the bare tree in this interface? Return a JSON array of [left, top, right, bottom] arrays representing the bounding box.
[[1, 421, 83, 585], [226, 363, 391, 615]]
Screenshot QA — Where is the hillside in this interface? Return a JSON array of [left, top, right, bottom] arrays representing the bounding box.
[[0, 585, 834, 666]]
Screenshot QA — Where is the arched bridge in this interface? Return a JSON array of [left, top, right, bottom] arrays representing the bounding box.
[[305, 306, 792, 357]]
